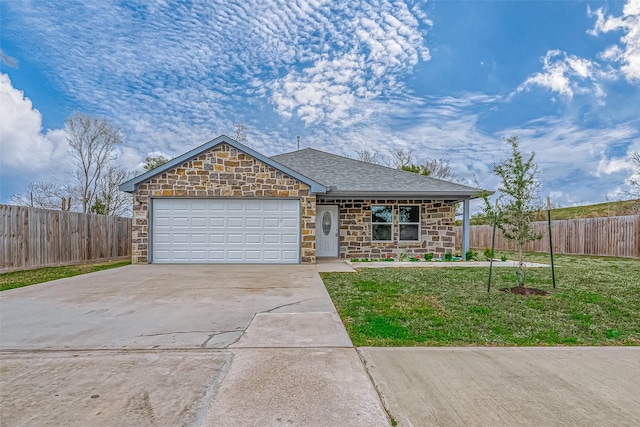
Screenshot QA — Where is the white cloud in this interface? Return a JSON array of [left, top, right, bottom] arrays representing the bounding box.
[[596, 157, 635, 176], [0, 73, 71, 176], [517, 50, 609, 99], [589, 0, 640, 82]]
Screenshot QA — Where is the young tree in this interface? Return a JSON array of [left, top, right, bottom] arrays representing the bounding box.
[[494, 136, 542, 286], [65, 112, 123, 213], [143, 154, 170, 171]]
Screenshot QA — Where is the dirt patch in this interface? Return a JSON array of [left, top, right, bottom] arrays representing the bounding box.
[[499, 286, 550, 297]]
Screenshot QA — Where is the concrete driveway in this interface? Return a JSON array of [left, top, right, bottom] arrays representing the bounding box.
[[0, 264, 389, 426]]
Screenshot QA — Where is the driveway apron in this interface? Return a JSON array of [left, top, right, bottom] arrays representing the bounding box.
[[0, 264, 389, 426]]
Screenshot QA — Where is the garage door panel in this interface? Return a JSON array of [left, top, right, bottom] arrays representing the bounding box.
[[282, 218, 298, 228], [172, 217, 189, 227], [227, 234, 243, 244], [264, 234, 280, 244], [245, 218, 261, 228], [152, 198, 300, 263], [245, 250, 261, 260], [155, 217, 170, 227], [191, 217, 207, 227], [210, 217, 225, 227], [191, 234, 207, 244], [173, 233, 189, 244], [227, 217, 243, 228], [263, 218, 280, 228], [245, 234, 261, 244], [282, 234, 298, 244], [210, 234, 225, 244], [281, 250, 298, 261]]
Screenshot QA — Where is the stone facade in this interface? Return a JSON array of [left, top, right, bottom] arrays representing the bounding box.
[[319, 199, 456, 259], [131, 143, 316, 264]]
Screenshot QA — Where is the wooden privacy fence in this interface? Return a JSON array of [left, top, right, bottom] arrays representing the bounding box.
[[455, 215, 640, 259], [1, 204, 132, 270]]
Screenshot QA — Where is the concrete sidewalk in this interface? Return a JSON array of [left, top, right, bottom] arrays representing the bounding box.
[[359, 347, 640, 427], [0, 265, 389, 426]]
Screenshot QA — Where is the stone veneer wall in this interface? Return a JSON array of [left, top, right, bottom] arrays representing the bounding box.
[[319, 199, 455, 259], [132, 143, 316, 264]]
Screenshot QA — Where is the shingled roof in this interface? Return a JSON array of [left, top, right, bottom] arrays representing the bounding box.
[[271, 148, 483, 200]]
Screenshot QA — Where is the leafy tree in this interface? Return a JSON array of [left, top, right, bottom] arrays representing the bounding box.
[[89, 197, 108, 215], [65, 112, 123, 213], [143, 154, 170, 171], [494, 136, 542, 287]]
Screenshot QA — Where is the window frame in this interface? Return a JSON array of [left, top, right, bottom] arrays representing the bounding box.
[[371, 205, 394, 242], [398, 205, 421, 242]]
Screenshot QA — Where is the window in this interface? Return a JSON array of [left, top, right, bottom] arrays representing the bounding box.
[[372, 205, 392, 241], [399, 206, 420, 241]]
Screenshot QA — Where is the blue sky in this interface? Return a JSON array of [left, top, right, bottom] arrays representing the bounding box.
[[1, 0, 639, 209]]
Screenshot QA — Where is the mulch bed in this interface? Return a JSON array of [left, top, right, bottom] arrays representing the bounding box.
[[499, 286, 550, 296]]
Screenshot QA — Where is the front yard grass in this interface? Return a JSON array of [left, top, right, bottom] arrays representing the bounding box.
[[321, 253, 640, 346], [0, 259, 131, 291]]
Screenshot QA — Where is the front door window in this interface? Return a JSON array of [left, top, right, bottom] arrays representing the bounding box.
[[322, 211, 331, 236]]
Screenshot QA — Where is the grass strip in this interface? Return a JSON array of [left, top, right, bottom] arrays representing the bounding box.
[[0, 259, 132, 291]]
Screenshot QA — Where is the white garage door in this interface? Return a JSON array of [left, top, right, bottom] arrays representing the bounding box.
[[152, 198, 300, 263]]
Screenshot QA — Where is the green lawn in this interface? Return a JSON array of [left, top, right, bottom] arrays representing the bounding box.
[[0, 259, 131, 291], [321, 253, 640, 346]]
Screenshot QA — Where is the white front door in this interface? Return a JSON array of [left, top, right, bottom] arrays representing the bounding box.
[[316, 205, 339, 257]]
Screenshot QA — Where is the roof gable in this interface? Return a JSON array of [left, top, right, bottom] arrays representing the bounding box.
[[120, 135, 327, 193], [272, 148, 485, 199]]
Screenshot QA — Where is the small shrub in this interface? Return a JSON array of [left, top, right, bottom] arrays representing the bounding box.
[[350, 258, 359, 262], [424, 253, 433, 261], [465, 250, 477, 261], [501, 254, 508, 262], [444, 253, 453, 262], [483, 247, 494, 260], [384, 257, 395, 262]]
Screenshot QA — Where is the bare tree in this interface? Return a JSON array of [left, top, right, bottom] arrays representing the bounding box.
[[391, 148, 413, 169], [90, 166, 134, 216], [143, 154, 170, 171], [65, 112, 123, 213], [421, 158, 455, 181], [355, 149, 379, 164], [625, 151, 640, 199], [10, 182, 75, 211], [234, 122, 248, 144]]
